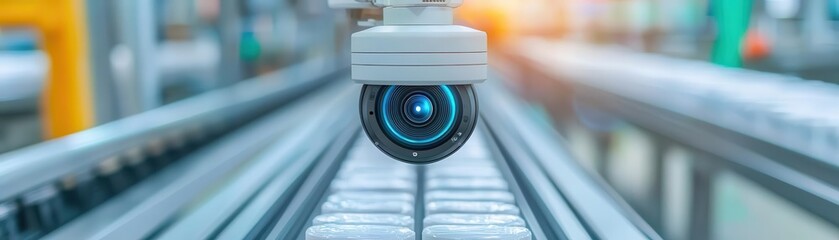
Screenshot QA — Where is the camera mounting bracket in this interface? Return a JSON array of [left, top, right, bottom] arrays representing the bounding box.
[[332, 0, 487, 85]]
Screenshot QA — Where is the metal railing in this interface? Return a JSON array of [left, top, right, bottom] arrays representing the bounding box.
[[0, 57, 345, 239], [480, 78, 660, 240], [506, 40, 839, 239]]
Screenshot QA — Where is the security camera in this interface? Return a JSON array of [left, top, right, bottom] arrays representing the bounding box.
[[330, 0, 487, 164]]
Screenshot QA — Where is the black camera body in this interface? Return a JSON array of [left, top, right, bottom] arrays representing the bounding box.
[[360, 85, 479, 164]]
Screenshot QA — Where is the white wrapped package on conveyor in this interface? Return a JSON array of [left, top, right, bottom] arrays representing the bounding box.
[[330, 178, 416, 193], [427, 158, 496, 168], [337, 167, 416, 179], [345, 149, 403, 163], [337, 172, 418, 181], [312, 213, 414, 230], [341, 156, 414, 167], [321, 199, 414, 215], [426, 177, 509, 191], [426, 167, 502, 179], [423, 213, 526, 227], [426, 201, 520, 215], [341, 160, 411, 168], [425, 190, 515, 204], [422, 225, 532, 240], [306, 224, 415, 240], [329, 191, 415, 204]]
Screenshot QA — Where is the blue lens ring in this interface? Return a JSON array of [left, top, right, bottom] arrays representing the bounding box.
[[381, 85, 457, 145]]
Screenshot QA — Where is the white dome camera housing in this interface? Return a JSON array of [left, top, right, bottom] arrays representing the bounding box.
[[332, 0, 487, 164]]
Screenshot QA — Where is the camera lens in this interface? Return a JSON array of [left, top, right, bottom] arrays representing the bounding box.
[[380, 86, 456, 148], [360, 85, 479, 164], [404, 93, 434, 125]]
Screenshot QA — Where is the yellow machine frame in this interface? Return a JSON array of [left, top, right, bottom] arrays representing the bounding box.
[[0, 0, 94, 138]]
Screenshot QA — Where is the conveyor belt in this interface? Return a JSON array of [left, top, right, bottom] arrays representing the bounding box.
[[126, 89, 544, 239], [0, 57, 345, 240], [509, 40, 839, 230], [295, 130, 533, 239], [143, 77, 654, 239], [0, 59, 655, 240], [135, 124, 544, 240]]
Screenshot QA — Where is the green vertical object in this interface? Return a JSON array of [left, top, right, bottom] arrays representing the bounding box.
[[240, 32, 262, 62], [711, 0, 752, 67]]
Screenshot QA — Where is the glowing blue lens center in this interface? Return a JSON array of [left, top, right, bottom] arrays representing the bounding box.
[[382, 86, 457, 145], [405, 94, 433, 124]]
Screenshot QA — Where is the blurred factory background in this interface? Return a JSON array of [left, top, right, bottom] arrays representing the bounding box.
[[0, 0, 837, 239]]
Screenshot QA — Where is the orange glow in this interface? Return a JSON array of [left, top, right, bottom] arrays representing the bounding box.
[[456, 0, 515, 45], [456, 0, 571, 47], [743, 30, 770, 61]]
